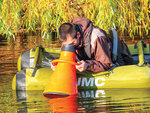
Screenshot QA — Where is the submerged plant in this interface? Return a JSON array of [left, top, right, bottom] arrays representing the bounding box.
[[0, 0, 149, 40]]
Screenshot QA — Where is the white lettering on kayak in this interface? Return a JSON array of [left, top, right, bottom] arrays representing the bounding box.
[[78, 77, 105, 87], [77, 77, 81, 86], [95, 77, 105, 87], [82, 77, 94, 87]]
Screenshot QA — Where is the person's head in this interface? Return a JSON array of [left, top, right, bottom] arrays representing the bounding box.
[[59, 23, 82, 46]]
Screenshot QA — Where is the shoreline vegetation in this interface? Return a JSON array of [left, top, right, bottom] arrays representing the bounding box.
[[0, 0, 149, 41]]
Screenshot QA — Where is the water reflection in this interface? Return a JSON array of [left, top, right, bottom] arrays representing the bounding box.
[[1, 35, 150, 112], [13, 90, 50, 112], [10, 88, 150, 113], [78, 89, 150, 112], [13, 90, 78, 113], [45, 95, 78, 113], [0, 34, 60, 113]]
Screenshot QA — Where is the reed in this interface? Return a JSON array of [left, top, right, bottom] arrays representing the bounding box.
[[0, 0, 149, 40]]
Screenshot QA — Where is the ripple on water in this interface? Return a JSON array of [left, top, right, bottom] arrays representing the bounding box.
[[1, 37, 150, 113]]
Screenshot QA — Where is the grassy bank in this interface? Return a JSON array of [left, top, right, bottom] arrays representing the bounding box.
[[0, 0, 149, 40]]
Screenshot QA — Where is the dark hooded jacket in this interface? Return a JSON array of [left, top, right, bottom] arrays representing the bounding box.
[[71, 17, 113, 72]]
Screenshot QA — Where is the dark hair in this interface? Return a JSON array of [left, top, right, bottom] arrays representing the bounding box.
[[59, 23, 77, 42]]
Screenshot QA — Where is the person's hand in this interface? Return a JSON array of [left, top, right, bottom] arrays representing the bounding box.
[[76, 60, 89, 72]]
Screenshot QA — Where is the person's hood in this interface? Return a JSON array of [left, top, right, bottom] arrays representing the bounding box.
[[71, 17, 93, 40]]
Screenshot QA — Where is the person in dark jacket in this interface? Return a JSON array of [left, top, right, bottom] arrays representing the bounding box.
[[56, 17, 113, 73]]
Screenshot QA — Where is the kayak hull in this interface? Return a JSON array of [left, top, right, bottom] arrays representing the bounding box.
[[12, 41, 150, 90], [77, 65, 150, 89], [12, 65, 150, 90]]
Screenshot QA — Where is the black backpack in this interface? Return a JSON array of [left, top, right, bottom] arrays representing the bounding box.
[[109, 28, 133, 66]]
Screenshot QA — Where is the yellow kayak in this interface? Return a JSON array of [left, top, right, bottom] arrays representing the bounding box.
[[12, 40, 150, 90]]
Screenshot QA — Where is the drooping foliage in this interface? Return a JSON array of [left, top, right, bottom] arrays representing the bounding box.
[[0, 0, 149, 40]]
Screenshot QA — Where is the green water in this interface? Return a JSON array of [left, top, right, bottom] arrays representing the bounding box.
[[1, 35, 150, 113]]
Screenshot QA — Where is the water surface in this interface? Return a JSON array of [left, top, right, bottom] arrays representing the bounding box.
[[1, 35, 150, 113]]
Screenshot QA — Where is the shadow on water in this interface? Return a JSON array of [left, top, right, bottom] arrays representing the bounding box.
[[1, 34, 150, 112]]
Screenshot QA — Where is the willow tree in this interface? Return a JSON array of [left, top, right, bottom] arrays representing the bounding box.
[[0, 0, 149, 40]]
